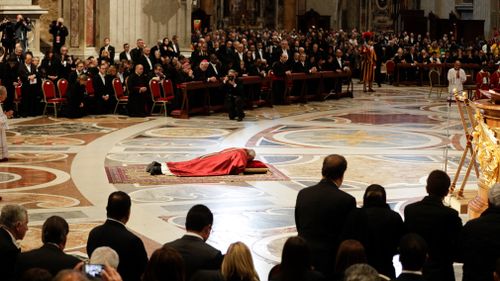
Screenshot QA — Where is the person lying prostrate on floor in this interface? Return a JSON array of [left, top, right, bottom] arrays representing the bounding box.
[[146, 147, 256, 176]]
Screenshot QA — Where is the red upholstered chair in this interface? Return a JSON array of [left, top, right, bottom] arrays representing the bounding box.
[[161, 79, 176, 100], [86, 77, 95, 97], [112, 78, 128, 114], [42, 80, 65, 117], [57, 78, 69, 100], [149, 79, 171, 116], [385, 60, 395, 84], [14, 84, 22, 112]]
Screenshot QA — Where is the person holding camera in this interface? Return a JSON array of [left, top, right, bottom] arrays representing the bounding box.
[[1, 18, 16, 54], [49, 18, 68, 54], [222, 69, 245, 121], [14, 15, 31, 52]]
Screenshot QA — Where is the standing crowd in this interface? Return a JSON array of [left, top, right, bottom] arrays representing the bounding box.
[[3, 22, 500, 121], [1, 154, 500, 281]]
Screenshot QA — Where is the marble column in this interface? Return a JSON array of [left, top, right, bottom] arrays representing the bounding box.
[[0, 0, 48, 56], [61, 0, 192, 59], [473, 0, 490, 38], [61, 0, 96, 58], [283, 0, 297, 30]]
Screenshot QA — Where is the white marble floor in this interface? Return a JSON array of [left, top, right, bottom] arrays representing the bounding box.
[[0, 84, 474, 280]]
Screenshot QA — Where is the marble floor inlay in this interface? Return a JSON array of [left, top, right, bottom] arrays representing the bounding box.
[[0, 84, 475, 279]]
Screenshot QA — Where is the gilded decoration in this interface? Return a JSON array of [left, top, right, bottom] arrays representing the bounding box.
[[472, 111, 500, 188]]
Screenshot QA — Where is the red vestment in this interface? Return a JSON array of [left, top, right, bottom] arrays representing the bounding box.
[[166, 148, 249, 177], [476, 70, 490, 97], [491, 71, 500, 91]]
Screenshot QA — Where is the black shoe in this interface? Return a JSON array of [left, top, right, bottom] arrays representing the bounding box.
[[237, 117, 243, 122], [146, 161, 161, 173], [149, 165, 163, 176]]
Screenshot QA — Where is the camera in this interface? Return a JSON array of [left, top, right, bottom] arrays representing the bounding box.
[[228, 76, 235, 81], [83, 263, 104, 278]]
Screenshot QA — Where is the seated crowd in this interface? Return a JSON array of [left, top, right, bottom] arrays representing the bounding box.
[[4, 27, 500, 120], [1, 154, 500, 281]]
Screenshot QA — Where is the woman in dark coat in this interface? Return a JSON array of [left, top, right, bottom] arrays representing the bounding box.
[[341, 184, 406, 279]]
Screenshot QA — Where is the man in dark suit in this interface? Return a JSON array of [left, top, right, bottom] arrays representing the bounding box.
[[295, 154, 356, 278], [119, 43, 132, 62], [166, 204, 223, 281], [207, 54, 222, 79], [99, 37, 116, 64], [394, 233, 428, 281], [460, 183, 500, 281], [272, 53, 291, 104], [0, 204, 29, 281], [170, 35, 181, 57], [93, 63, 115, 114], [332, 49, 348, 94], [404, 170, 462, 281], [49, 18, 68, 54], [137, 47, 154, 75], [19, 53, 42, 117], [87, 191, 148, 281], [1, 18, 16, 54], [130, 38, 145, 65], [14, 216, 80, 278]]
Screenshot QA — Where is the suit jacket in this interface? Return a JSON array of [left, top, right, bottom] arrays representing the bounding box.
[[19, 63, 41, 87], [341, 206, 406, 278], [137, 55, 154, 74], [460, 206, 500, 281], [207, 63, 222, 78], [295, 179, 356, 277], [170, 42, 181, 57], [292, 61, 309, 73], [332, 56, 345, 71], [404, 196, 462, 281], [130, 47, 143, 64], [0, 228, 20, 281], [99, 45, 116, 63], [93, 73, 114, 98], [393, 272, 425, 281], [87, 219, 148, 281], [119, 51, 132, 62], [14, 243, 80, 278], [166, 235, 223, 281]]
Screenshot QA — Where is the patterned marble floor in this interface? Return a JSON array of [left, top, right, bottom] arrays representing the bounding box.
[[0, 83, 475, 279]]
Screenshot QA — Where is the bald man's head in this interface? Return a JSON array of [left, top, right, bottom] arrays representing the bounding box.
[[321, 154, 347, 181]]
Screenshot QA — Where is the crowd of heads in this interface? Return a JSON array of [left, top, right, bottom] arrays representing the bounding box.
[[2, 153, 500, 281]]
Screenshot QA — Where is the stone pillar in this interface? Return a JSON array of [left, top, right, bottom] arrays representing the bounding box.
[[61, 0, 96, 58], [473, 0, 491, 38], [0, 1, 48, 56], [59, 0, 193, 59], [283, 0, 297, 30]]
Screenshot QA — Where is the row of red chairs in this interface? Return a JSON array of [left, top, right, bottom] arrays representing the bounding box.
[[40, 77, 176, 117]]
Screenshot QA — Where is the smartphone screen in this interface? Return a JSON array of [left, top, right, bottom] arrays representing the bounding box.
[[84, 263, 104, 278]]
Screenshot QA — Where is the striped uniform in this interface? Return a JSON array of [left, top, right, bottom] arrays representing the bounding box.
[[361, 45, 377, 86]]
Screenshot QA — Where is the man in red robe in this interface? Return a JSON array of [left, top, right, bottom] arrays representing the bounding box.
[[490, 65, 500, 91], [146, 148, 256, 176], [476, 66, 490, 98]]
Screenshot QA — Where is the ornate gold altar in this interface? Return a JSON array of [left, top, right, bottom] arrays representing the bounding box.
[[467, 99, 500, 218], [448, 92, 500, 218]]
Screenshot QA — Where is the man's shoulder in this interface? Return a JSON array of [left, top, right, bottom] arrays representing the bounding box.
[[167, 236, 221, 255], [90, 221, 136, 237]]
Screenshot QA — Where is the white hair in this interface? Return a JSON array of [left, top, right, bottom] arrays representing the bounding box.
[[344, 264, 380, 281], [90, 246, 119, 268], [489, 183, 500, 207], [0, 204, 27, 229]]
